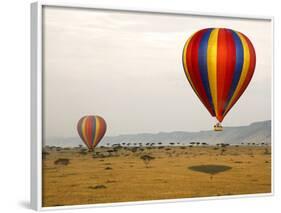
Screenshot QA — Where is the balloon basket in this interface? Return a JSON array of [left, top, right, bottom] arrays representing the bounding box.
[[213, 123, 223, 131]]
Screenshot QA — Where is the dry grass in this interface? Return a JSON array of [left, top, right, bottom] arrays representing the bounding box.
[[42, 146, 271, 207]]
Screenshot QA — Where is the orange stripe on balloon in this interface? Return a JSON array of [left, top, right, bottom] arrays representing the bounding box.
[[216, 29, 236, 122]]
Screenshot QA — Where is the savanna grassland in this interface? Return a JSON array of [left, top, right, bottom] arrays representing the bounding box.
[[42, 145, 271, 207]]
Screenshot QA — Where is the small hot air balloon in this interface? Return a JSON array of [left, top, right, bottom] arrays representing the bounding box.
[[77, 115, 107, 151], [182, 28, 256, 131]]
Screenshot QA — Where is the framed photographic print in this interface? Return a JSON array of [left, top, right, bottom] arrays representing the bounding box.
[[31, 1, 274, 210]]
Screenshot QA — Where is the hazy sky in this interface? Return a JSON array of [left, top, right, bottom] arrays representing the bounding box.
[[43, 6, 272, 138]]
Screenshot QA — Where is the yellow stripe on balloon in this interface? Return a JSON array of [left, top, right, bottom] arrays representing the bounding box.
[[182, 34, 201, 98], [81, 117, 89, 147], [223, 32, 250, 115], [207, 28, 219, 117], [93, 116, 100, 147]]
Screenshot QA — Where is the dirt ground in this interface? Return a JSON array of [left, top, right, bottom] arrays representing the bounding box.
[[42, 145, 271, 207]]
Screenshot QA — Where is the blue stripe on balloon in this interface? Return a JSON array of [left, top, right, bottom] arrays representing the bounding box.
[[91, 116, 96, 147], [198, 28, 214, 112], [223, 30, 244, 111]]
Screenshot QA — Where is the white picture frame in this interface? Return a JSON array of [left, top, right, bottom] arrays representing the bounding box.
[[31, 1, 274, 210]]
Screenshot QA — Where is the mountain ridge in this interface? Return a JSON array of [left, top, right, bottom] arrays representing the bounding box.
[[44, 120, 271, 147]]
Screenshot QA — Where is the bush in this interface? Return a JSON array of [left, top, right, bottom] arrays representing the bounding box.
[[88, 184, 106, 189], [105, 167, 112, 170], [42, 151, 49, 160], [140, 154, 155, 168], [79, 149, 88, 155], [264, 148, 271, 155], [54, 158, 70, 166], [130, 147, 139, 153]]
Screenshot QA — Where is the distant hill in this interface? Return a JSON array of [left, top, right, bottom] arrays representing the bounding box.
[[44, 120, 271, 147]]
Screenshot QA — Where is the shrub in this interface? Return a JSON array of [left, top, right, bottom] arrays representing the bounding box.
[[42, 151, 49, 160], [89, 185, 106, 189], [130, 147, 139, 153], [105, 167, 112, 170], [54, 158, 70, 166], [140, 154, 155, 168], [79, 149, 88, 155], [264, 148, 271, 155], [42, 151, 49, 155], [220, 148, 226, 155]]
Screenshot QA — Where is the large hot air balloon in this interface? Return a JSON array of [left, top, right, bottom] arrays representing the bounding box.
[[182, 28, 256, 131], [77, 115, 107, 151]]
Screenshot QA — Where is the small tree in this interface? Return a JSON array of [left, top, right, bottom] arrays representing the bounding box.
[[140, 155, 155, 168], [107, 149, 115, 157], [79, 148, 88, 155], [264, 147, 271, 155], [220, 148, 226, 155], [131, 147, 138, 153]]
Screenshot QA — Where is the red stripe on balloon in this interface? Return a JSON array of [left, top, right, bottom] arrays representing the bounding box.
[[216, 29, 236, 122], [186, 29, 215, 116], [223, 33, 256, 117]]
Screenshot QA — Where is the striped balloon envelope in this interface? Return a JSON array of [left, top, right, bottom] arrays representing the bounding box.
[[182, 28, 256, 123], [77, 115, 107, 151]]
